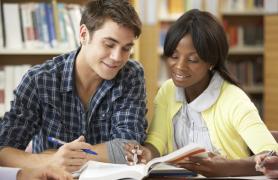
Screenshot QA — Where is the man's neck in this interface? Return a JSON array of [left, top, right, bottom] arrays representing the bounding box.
[[75, 53, 103, 110]]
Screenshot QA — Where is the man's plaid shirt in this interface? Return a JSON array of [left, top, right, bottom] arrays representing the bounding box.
[[0, 49, 148, 152]]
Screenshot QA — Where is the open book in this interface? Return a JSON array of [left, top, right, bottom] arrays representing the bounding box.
[[78, 143, 207, 180]]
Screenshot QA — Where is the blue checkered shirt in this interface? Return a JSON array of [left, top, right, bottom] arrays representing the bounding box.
[[0, 49, 148, 153]]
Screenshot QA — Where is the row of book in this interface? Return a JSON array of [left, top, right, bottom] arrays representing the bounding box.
[[0, 65, 31, 117], [0, 1, 82, 50], [227, 57, 263, 87], [223, 22, 263, 47], [159, 0, 218, 20], [222, 0, 278, 12], [159, 0, 278, 21], [160, 22, 263, 51]]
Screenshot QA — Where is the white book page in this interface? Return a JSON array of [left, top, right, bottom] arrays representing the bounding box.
[[78, 161, 147, 180]]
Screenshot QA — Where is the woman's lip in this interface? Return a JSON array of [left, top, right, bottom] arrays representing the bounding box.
[[173, 72, 191, 79]]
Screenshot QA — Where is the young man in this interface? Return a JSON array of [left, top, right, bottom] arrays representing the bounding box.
[[0, 0, 147, 172]]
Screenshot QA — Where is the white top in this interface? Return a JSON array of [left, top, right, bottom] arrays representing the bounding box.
[[0, 167, 21, 180], [173, 72, 224, 152]]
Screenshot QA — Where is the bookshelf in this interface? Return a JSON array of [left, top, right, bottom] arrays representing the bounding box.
[[0, 0, 159, 121], [221, 0, 266, 117], [264, 15, 278, 130], [0, 0, 86, 115], [157, 0, 278, 120]]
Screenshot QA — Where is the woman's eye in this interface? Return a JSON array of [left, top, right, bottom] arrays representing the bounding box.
[[170, 55, 178, 59], [188, 58, 198, 63]]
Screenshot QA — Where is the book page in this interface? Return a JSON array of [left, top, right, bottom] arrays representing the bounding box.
[[144, 143, 207, 173], [79, 161, 147, 180]]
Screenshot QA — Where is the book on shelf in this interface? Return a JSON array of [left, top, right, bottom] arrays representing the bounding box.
[[0, 65, 31, 116], [76, 143, 207, 180], [2, 3, 23, 49], [0, 0, 4, 48], [0, 1, 82, 50]]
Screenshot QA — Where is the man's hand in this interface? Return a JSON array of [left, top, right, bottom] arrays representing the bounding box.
[[17, 165, 73, 180], [124, 143, 152, 165], [47, 136, 93, 172]]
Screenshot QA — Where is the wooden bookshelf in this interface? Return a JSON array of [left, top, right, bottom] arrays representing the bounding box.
[[221, 10, 267, 16], [229, 46, 263, 55], [0, 49, 71, 55], [221, 10, 265, 116], [136, 25, 159, 121], [264, 15, 278, 130]]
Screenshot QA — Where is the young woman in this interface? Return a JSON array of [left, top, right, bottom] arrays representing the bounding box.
[[125, 9, 278, 177]]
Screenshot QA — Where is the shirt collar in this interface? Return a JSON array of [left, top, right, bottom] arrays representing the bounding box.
[[61, 48, 80, 92], [175, 72, 224, 112]]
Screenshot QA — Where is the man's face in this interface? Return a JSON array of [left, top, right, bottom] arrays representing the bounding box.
[[81, 19, 136, 80]]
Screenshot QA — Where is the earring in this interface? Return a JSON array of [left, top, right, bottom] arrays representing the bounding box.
[[209, 66, 213, 71]]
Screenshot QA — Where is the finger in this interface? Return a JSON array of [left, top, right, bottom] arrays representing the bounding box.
[[125, 151, 134, 163], [137, 149, 143, 155], [124, 143, 136, 153], [65, 157, 88, 166], [59, 147, 88, 159], [141, 159, 147, 164], [75, 135, 85, 142], [179, 162, 210, 175], [65, 165, 84, 173], [188, 156, 206, 164], [63, 141, 93, 152]]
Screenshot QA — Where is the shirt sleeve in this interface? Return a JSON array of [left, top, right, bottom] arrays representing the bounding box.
[[106, 138, 138, 164], [110, 61, 148, 144], [145, 84, 170, 156], [230, 90, 278, 154], [0, 167, 21, 180], [0, 71, 41, 150]]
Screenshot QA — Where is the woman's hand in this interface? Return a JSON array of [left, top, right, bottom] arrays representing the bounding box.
[[255, 151, 278, 179], [177, 152, 232, 177]]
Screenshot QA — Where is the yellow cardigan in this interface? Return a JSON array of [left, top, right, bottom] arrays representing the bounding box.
[[146, 79, 278, 159]]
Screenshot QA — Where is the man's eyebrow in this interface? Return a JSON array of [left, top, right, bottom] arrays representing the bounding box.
[[104, 37, 134, 46]]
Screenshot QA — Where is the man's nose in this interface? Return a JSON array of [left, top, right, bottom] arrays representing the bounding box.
[[110, 48, 122, 62]]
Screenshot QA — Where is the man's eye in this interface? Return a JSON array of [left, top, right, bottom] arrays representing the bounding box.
[[105, 43, 114, 48], [123, 46, 132, 52]]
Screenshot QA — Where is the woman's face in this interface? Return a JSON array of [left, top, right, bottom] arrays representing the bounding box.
[[167, 34, 211, 90]]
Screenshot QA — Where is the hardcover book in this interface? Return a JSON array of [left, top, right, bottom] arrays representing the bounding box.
[[76, 143, 207, 180]]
